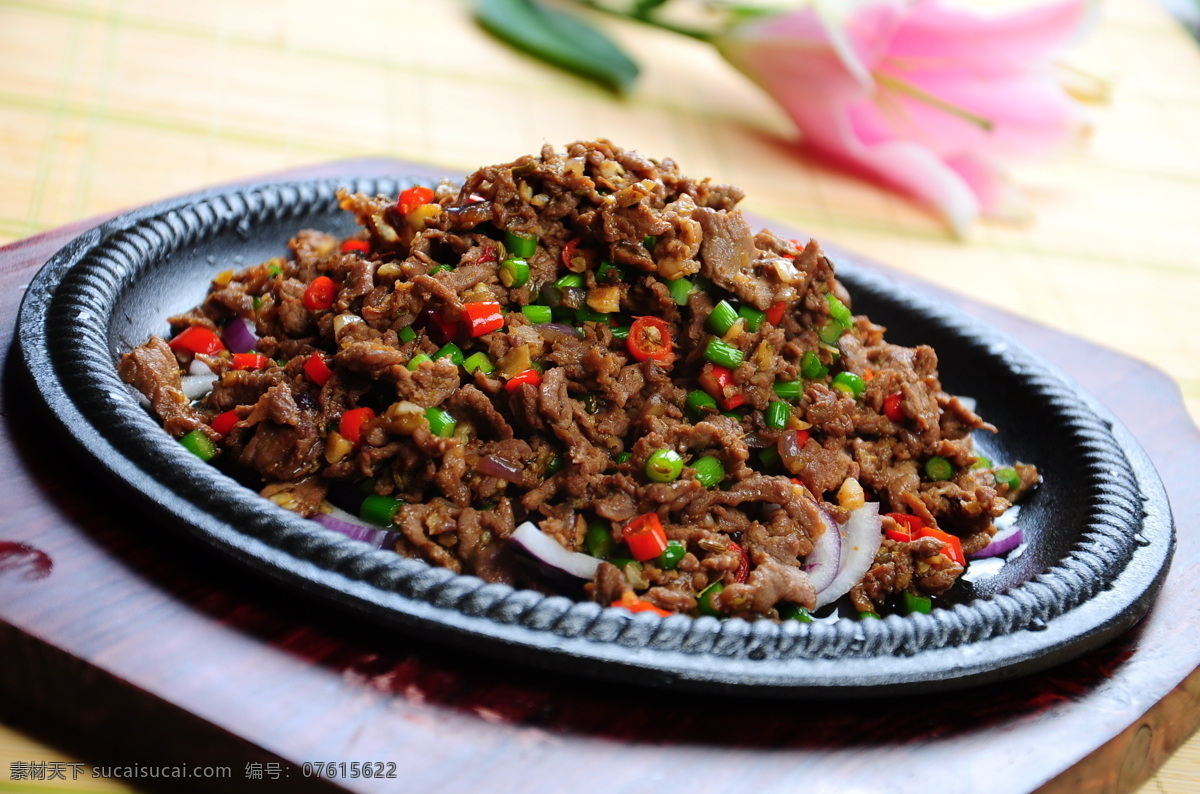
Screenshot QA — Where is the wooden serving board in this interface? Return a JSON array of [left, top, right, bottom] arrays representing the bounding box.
[[2, 161, 1198, 794]]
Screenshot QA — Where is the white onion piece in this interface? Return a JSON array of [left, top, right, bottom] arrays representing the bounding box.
[[223, 317, 258, 353], [814, 502, 882, 609], [801, 506, 842, 593], [180, 373, 217, 400], [313, 505, 398, 549], [510, 521, 602, 580], [188, 358, 214, 376], [969, 525, 1024, 559], [956, 395, 977, 412]]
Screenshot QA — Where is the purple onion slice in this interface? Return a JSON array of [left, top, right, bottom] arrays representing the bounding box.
[[223, 317, 258, 354], [814, 502, 882, 609], [535, 323, 583, 341], [969, 524, 1024, 559], [801, 505, 842, 594], [479, 454, 523, 483], [510, 521, 602, 580], [313, 505, 399, 550]]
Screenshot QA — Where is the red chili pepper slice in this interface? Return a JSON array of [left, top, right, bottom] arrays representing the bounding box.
[[561, 238, 581, 269], [462, 301, 505, 337], [210, 410, 239, 438], [303, 353, 333, 386], [340, 239, 371, 254], [397, 186, 435, 215], [698, 365, 744, 411], [231, 353, 269, 370], [627, 316, 673, 364], [623, 513, 668, 562], [765, 300, 789, 326], [339, 407, 376, 445], [884, 391, 904, 422], [611, 591, 671, 618], [505, 368, 541, 393], [168, 326, 225, 355], [914, 525, 965, 566], [422, 309, 461, 345], [477, 246, 498, 264], [303, 276, 336, 312], [728, 541, 750, 584]]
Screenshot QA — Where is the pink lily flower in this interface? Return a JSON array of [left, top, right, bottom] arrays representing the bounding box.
[[715, 0, 1092, 235]]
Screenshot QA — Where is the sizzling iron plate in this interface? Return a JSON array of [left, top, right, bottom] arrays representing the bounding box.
[[15, 176, 1174, 697]]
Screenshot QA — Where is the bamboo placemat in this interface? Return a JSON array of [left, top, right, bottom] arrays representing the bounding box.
[[1, 0, 1198, 791]]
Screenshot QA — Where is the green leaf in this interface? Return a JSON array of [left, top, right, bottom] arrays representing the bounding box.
[[475, 0, 639, 93]]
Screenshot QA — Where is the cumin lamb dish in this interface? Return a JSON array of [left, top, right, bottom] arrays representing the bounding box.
[[119, 140, 1039, 622]]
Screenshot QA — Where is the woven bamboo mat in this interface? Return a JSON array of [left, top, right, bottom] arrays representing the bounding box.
[[1, 0, 1199, 791]]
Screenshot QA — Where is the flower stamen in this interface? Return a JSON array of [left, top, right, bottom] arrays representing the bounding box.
[[875, 72, 994, 132]]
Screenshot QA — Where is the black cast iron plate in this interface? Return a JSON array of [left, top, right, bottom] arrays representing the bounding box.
[[15, 176, 1175, 697]]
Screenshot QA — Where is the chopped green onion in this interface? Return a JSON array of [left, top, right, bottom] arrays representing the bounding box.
[[179, 429, 217, 462], [576, 305, 609, 324], [463, 351, 495, 374], [611, 325, 630, 341], [773, 380, 802, 402], [778, 603, 812, 622], [704, 338, 744, 370], [504, 229, 537, 258], [645, 449, 684, 482], [994, 467, 1021, 491], [690, 456, 725, 488], [580, 393, 599, 414], [360, 494, 402, 527], [358, 477, 377, 495], [656, 540, 685, 570], [596, 260, 623, 283], [707, 300, 739, 336], [267, 264, 282, 277], [643, 234, 658, 251], [902, 592, 933, 615], [613, 451, 632, 464], [521, 305, 552, 324], [758, 446, 781, 469], [858, 611, 882, 620], [692, 275, 715, 293], [697, 581, 725, 617], [555, 273, 584, 289], [586, 522, 615, 559], [252, 296, 262, 312], [550, 306, 575, 323], [972, 455, 993, 470], [721, 410, 744, 421], [425, 406, 457, 437], [818, 319, 846, 345], [801, 351, 828, 380], [826, 293, 853, 325], [738, 306, 765, 332], [686, 389, 719, 418], [434, 342, 464, 367], [608, 555, 635, 571], [765, 401, 790, 430], [925, 456, 954, 482], [612, 558, 646, 588], [407, 353, 432, 371], [499, 257, 530, 288], [546, 454, 564, 475], [664, 277, 693, 306], [399, 326, 417, 343], [831, 371, 865, 397], [428, 264, 454, 275]]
